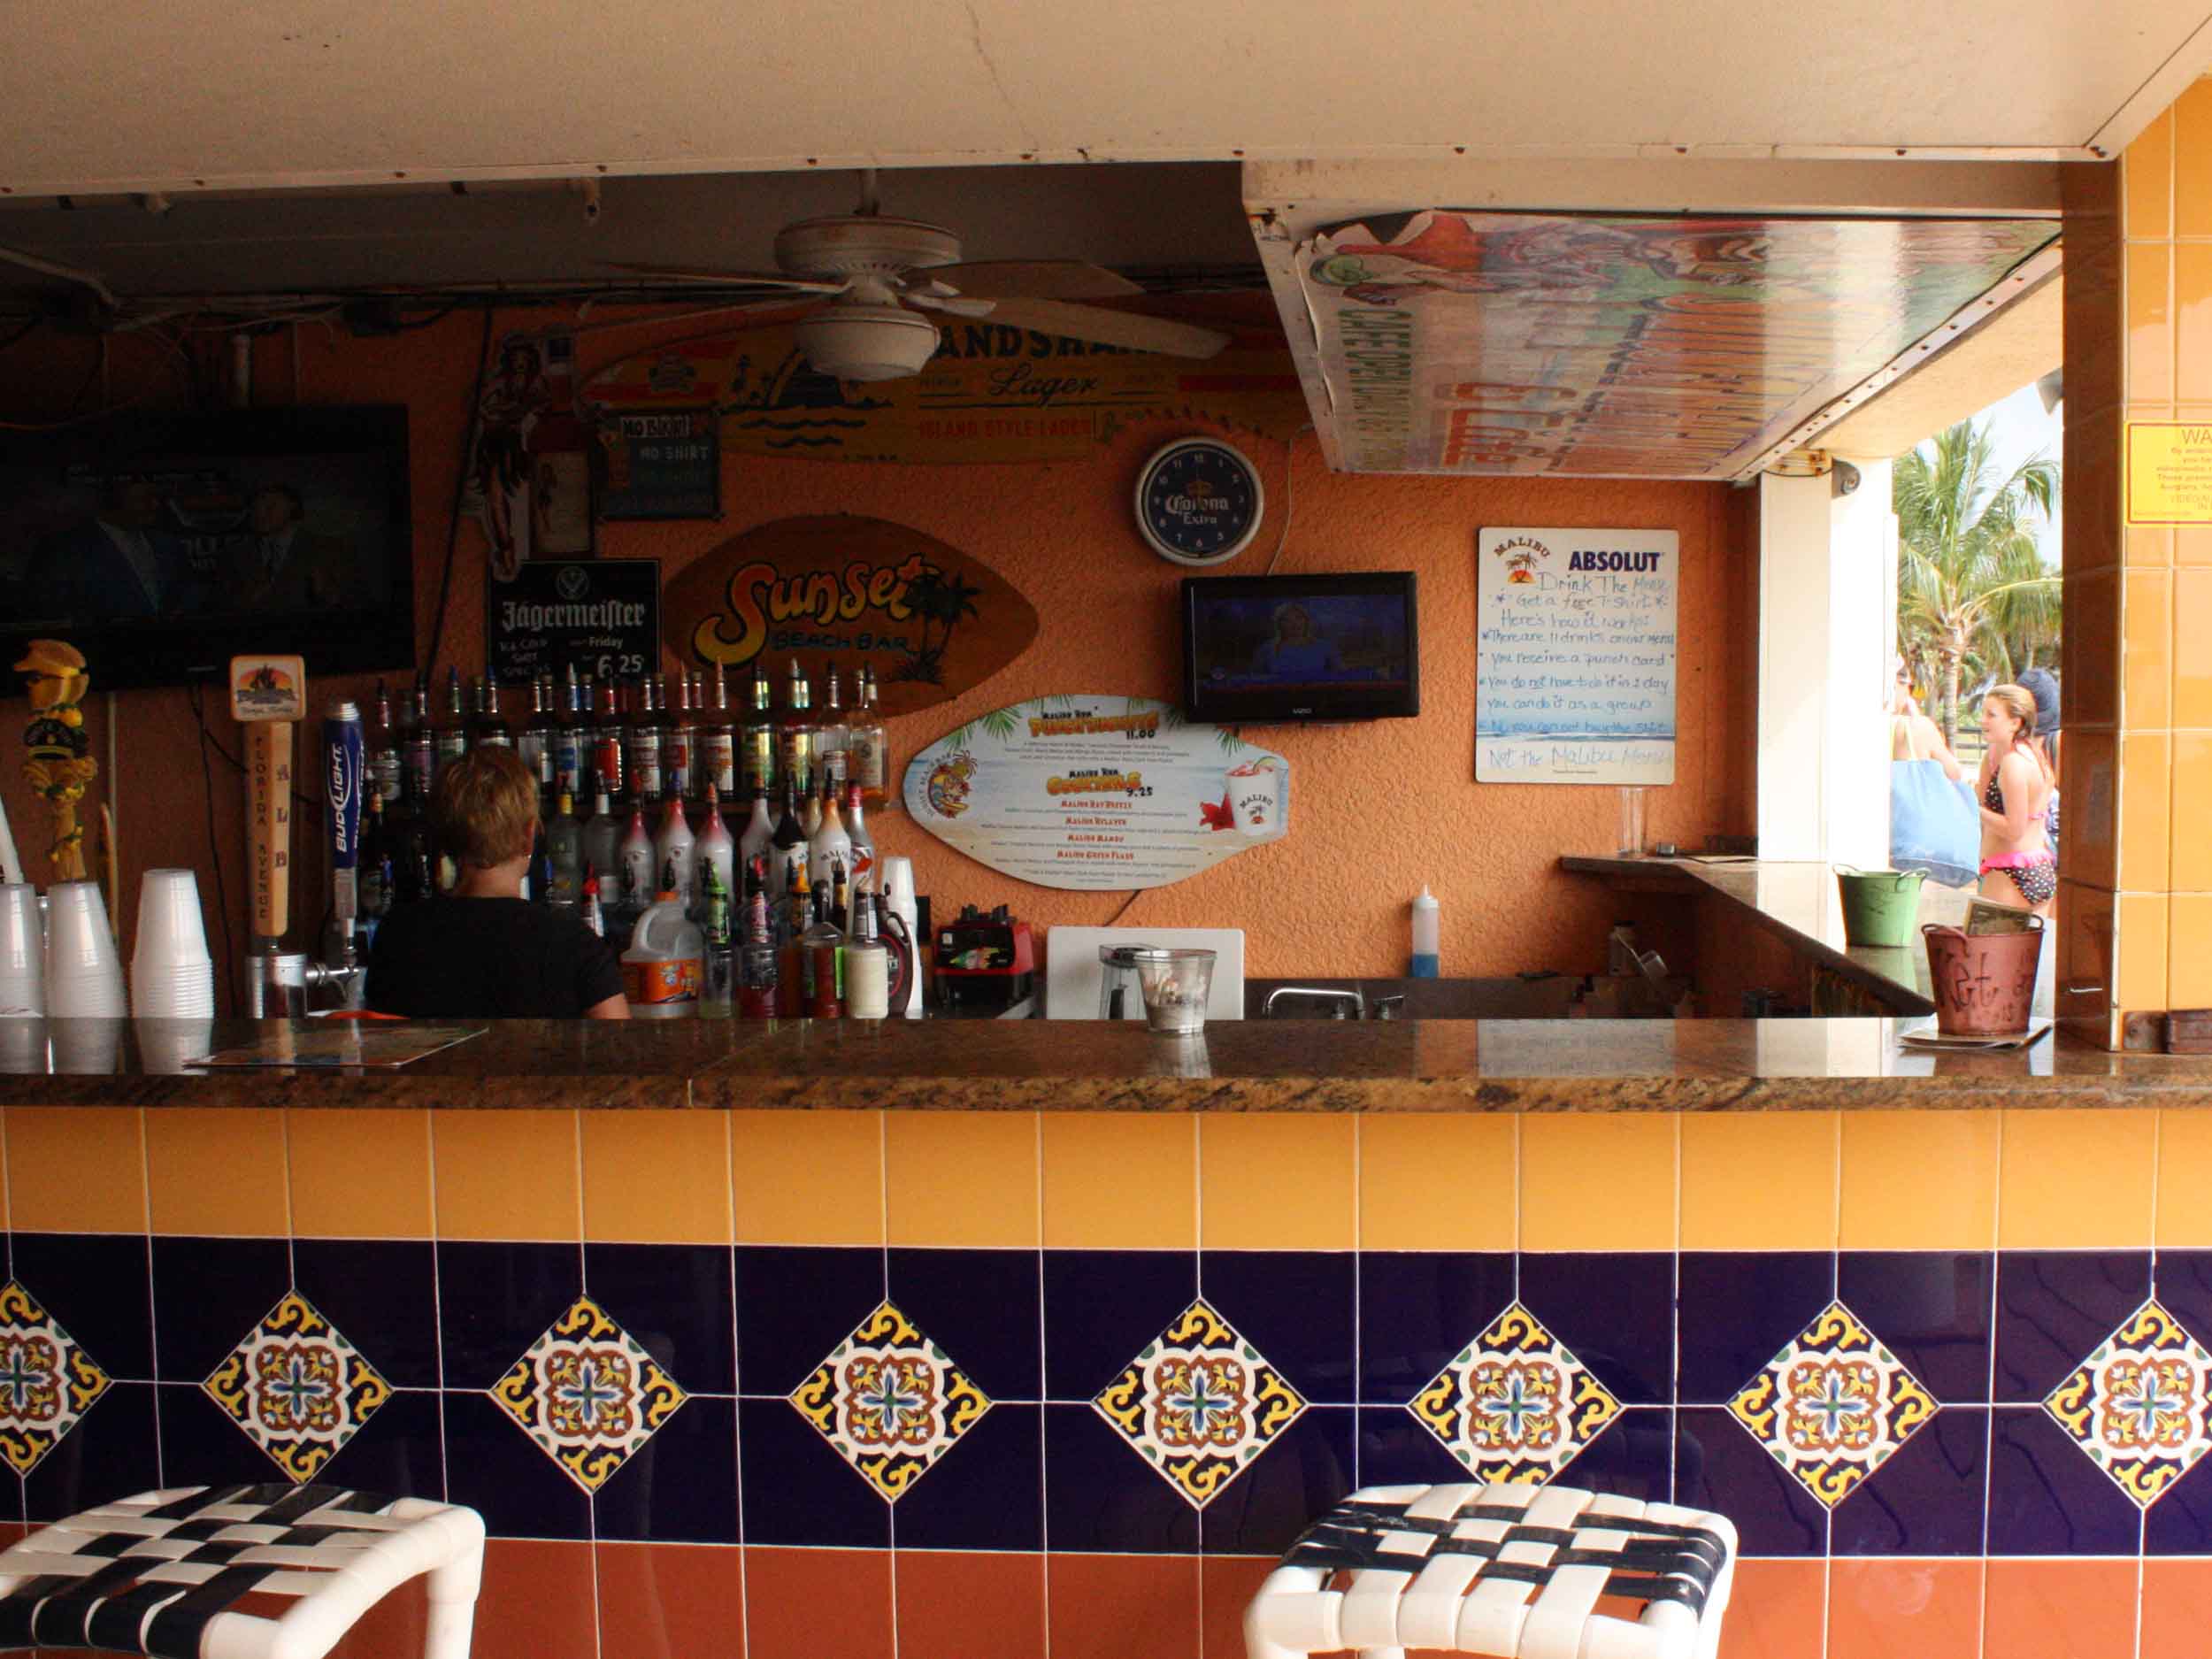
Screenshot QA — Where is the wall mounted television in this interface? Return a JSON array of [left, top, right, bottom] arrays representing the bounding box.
[[0, 406, 414, 694], [1181, 572, 1420, 724]]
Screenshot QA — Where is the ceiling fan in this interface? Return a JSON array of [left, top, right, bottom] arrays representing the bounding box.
[[615, 173, 1232, 381]]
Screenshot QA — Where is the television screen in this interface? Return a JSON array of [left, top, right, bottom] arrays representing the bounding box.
[[1182, 572, 1419, 724], [0, 407, 414, 693]]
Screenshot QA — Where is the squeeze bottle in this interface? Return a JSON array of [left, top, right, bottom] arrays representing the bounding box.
[[1410, 887, 1440, 979]]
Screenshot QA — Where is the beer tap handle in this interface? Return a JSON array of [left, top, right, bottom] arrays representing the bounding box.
[[323, 700, 365, 956]]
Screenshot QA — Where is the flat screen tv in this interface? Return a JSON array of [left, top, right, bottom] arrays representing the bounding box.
[[1181, 572, 1420, 724], [0, 406, 414, 693]]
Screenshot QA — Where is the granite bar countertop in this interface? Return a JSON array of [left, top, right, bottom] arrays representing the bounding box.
[[0, 1015, 2206, 1111]]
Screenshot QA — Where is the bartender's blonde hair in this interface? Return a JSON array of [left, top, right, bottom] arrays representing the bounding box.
[[431, 745, 539, 870]]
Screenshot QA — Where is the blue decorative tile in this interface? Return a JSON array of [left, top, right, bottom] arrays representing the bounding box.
[[435, 1241, 581, 1391], [2147, 1454, 2212, 1555], [893, 1402, 1042, 1551], [1357, 1252, 1514, 1405], [889, 1248, 1041, 1402], [1199, 1252, 1356, 1405], [1986, 1406, 2143, 1555], [150, 1237, 288, 1382], [1678, 1252, 1832, 1404], [737, 1395, 890, 1548], [1358, 1404, 1467, 1488], [24, 1382, 158, 1525], [1838, 1252, 1993, 1404], [1675, 1406, 1827, 1557], [734, 1246, 884, 1397], [1832, 1407, 1988, 1556], [587, 1243, 736, 1395], [1519, 1252, 1673, 1407], [1042, 1250, 1195, 1402], [1041, 1402, 1197, 1555], [594, 1394, 737, 1544], [1564, 1407, 1674, 1506], [152, 1381, 257, 1490], [12, 1233, 150, 1380], [1995, 1251, 2150, 1402], [2152, 1251, 2212, 1358], [292, 1238, 439, 1389], [442, 1388, 590, 1541], [1198, 1406, 1355, 1557], [322, 1387, 444, 1502]]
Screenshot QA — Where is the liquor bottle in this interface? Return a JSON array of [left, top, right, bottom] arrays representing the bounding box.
[[843, 780, 876, 895], [700, 859, 734, 1018], [849, 665, 892, 810], [473, 678, 512, 749], [769, 783, 810, 920], [741, 659, 777, 799], [737, 782, 775, 875], [368, 680, 402, 808], [844, 892, 892, 1022], [433, 666, 468, 782], [810, 776, 852, 895], [777, 657, 814, 799], [817, 666, 849, 790], [627, 676, 665, 806], [526, 819, 553, 904], [664, 671, 697, 810], [580, 871, 604, 938], [591, 682, 626, 804], [518, 673, 557, 796], [696, 783, 736, 922], [547, 790, 582, 907], [829, 852, 851, 933], [527, 333, 595, 556], [776, 862, 810, 1017], [703, 668, 738, 804], [388, 773, 436, 906], [580, 788, 621, 897], [553, 665, 588, 803], [655, 795, 697, 914], [802, 880, 846, 1018], [618, 798, 656, 914], [357, 788, 393, 935], [399, 680, 434, 805], [738, 857, 779, 1020]]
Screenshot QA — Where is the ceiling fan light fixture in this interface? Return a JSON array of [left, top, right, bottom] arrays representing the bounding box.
[[795, 303, 941, 381]]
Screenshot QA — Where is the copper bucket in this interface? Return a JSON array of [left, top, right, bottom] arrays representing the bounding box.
[[1922, 918, 2044, 1036]]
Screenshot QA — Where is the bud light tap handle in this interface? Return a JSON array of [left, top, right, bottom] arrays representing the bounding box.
[[324, 699, 365, 949]]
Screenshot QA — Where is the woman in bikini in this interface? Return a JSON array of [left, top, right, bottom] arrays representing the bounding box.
[[1975, 683, 2056, 916]]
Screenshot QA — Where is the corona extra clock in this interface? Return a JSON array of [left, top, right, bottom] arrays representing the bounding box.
[[1133, 438, 1264, 566]]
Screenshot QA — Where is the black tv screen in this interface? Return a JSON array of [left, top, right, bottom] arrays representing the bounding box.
[[0, 406, 414, 693], [1182, 572, 1420, 724]]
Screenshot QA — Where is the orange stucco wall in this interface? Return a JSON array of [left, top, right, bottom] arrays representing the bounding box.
[[1, 307, 1755, 995]]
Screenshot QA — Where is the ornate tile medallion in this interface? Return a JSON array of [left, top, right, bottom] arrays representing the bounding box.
[[1409, 1301, 1621, 1486], [1728, 1300, 1937, 1509], [491, 1294, 687, 1493], [791, 1300, 990, 1501], [204, 1290, 391, 1483], [1094, 1297, 1306, 1508], [0, 1279, 109, 1477], [2046, 1299, 2212, 1509]]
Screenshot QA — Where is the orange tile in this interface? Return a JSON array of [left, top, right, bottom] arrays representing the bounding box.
[[1048, 1552, 1201, 1659], [581, 1111, 731, 1244], [2173, 891, 2212, 1010], [2131, 242, 2175, 403], [895, 1548, 1043, 1659], [1359, 1114, 1515, 1251], [2000, 1108, 2156, 1248], [2119, 733, 2170, 895], [2127, 525, 2174, 569], [2177, 568, 2212, 719], [6, 1106, 144, 1233], [1720, 1558, 1826, 1659], [2128, 104, 2175, 239], [2182, 524, 2212, 568], [1522, 1113, 1676, 1252], [1199, 1115, 1356, 1250], [328, 1576, 426, 1659], [2144, 1558, 2212, 1659], [287, 1110, 432, 1237], [433, 1110, 580, 1242], [2066, 727, 2119, 893], [1201, 1556, 1280, 1659], [2179, 245, 2212, 405], [472, 1539, 597, 1659], [1983, 1559, 2136, 1659], [2120, 891, 2170, 1016], [744, 1547, 890, 1659], [2177, 731, 2212, 853], [887, 1111, 1038, 1248], [144, 1107, 287, 1235], [595, 1541, 743, 1659], [732, 1110, 883, 1246], [1043, 1113, 1195, 1249], [1681, 1112, 1836, 1251], [1827, 1559, 1977, 1659], [1840, 1110, 1999, 1250], [2176, 78, 2212, 239]]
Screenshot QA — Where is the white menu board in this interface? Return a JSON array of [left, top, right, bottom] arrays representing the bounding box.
[[903, 695, 1290, 890], [1476, 526, 1678, 785]]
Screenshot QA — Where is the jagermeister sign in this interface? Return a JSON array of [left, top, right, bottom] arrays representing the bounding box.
[[661, 515, 1039, 717]]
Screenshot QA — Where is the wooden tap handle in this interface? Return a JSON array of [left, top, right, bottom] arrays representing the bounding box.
[[246, 720, 293, 941]]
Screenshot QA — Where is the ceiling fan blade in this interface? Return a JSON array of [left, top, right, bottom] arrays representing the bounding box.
[[603, 262, 849, 296], [905, 292, 996, 319], [978, 299, 1230, 358], [931, 260, 1145, 301]]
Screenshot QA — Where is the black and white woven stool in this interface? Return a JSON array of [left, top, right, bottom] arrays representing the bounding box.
[[0, 1483, 486, 1659], [1244, 1482, 1738, 1659]]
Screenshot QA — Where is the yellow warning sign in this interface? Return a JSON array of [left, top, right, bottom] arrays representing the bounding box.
[[2127, 422, 2212, 524]]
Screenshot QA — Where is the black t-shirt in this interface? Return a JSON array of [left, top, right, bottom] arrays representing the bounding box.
[[366, 898, 624, 1018]]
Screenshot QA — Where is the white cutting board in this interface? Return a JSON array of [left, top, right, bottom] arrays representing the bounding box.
[[1044, 926, 1246, 1021]]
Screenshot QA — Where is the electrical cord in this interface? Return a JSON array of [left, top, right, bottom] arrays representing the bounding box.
[[426, 306, 494, 675], [1262, 425, 1311, 575]]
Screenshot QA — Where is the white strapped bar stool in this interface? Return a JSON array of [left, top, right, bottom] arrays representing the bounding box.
[[1245, 1482, 1738, 1659], [0, 1483, 486, 1659]]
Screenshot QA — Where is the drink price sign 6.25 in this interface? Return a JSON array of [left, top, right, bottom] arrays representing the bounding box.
[[488, 558, 661, 687]]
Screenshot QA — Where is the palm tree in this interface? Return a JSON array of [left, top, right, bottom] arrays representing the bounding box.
[[1894, 419, 2060, 746]]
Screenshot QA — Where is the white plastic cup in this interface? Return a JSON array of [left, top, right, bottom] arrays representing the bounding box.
[[44, 880, 126, 1018], [1226, 759, 1286, 839], [132, 961, 215, 1018], [879, 856, 916, 910], [134, 870, 211, 975], [0, 885, 41, 1018]]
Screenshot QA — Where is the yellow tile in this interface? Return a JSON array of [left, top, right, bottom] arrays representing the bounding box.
[[582, 1112, 731, 1244], [6, 1107, 144, 1233], [2129, 526, 2175, 569], [288, 1110, 432, 1237], [2131, 243, 2175, 403], [2177, 569, 2212, 722], [2176, 79, 2212, 239], [887, 1112, 1038, 1248], [732, 1110, 883, 1246], [144, 1108, 287, 1236], [2177, 246, 2212, 404], [2000, 1109, 2156, 1248], [2157, 1110, 2212, 1245], [1043, 1114, 1194, 1249], [2173, 734, 2212, 882], [433, 1110, 580, 1241], [2128, 105, 2174, 240], [2120, 732, 2171, 893], [1680, 1113, 1838, 1251], [1358, 1116, 1515, 1252], [1199, 1116, 1356, 1251], [1521, 1115, 1676, 1253], [2125, 569, 2174, 726], [2173, 892, 2212, 1010], [2120, 891, 2171, 1014], [2181, 526, 2212, 568], [1840, 1111, 1999, 1250]]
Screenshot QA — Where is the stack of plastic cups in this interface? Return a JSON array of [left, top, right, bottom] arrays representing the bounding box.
[[879, 856, 922, 1018], [44, 880, 127, 1018], [0, 885, 41, 1018], [131, 870, 216, 1018]]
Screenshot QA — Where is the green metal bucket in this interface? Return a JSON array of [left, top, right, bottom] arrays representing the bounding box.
[[1836, 867, 1925, 949]]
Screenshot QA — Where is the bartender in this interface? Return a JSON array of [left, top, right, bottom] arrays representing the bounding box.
[[367, 745, 627, 1018]]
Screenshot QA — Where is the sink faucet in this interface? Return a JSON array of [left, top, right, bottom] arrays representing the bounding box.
[[1263, 987, 1367, 1019]]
